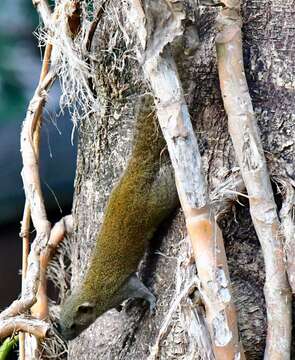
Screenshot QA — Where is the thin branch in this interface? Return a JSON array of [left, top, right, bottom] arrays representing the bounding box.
[[19, 202, 31, 360], [0, 318, 49, 339], [18, 68, 55, 359], [0, 216, 71, 347], [18, 3, 55, 358], [126, 1, 244, 358], [20, 68, 55, 236], [215, 2, 292, 359], [19, 41, 53, 360], [32, 215, 73, 320], [0, 58, 56, 327]]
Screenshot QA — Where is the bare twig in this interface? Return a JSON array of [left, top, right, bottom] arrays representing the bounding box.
[[126, 1, 244, 358], [19, 40, 53, 360], [19, 202, 32, 360], [215, 2, 292, 358], [10, 69, 57, 319], [19, 3, 54, 358], [0, 318, 49, 339], [0, 50, 56, 360], [19, 62, 57, 360], [32, 215, 73, 320]]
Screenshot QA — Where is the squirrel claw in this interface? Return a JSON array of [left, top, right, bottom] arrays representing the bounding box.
[[119, 274, 157, 315]]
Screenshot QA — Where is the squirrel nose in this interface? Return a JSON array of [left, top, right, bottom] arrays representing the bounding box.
[[52, 322, 67, 342]]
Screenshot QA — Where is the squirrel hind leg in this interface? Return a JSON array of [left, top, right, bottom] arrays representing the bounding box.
[[118, 273, 156, 314]]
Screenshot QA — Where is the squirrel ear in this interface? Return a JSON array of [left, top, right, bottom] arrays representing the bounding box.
[[77, 302, 95, 314]]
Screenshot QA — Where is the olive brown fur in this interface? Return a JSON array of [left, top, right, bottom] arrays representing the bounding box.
[[59, 96, 179, 340]]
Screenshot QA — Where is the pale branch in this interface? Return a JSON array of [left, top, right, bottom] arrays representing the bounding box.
[[126, 1, 244, 358], [20, 202, 31, 293], [39, 44, 53, 89], [32, 215, 73, 320], [20, 24, 53, 297], [0, 318, 49, 340], [20, 69, 56, 244], [0, 216, 72, 348], [19, 203, 30, 360], [19, 0, 56, 360], [17, 1, 80, 356], [28, 215, 72, 360], [149, 175, 244, 360], [19, 41, 53, 360], [18, 68, 56, 313], [143, 54, 243, 360], [215, 2, 292, 359]]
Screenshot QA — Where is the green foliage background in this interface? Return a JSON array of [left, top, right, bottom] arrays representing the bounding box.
[[0, 1, 39, 124]]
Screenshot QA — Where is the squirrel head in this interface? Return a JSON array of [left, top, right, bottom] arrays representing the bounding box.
[[58, 292, 97, 340]]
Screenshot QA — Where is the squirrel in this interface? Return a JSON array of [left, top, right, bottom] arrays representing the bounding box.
[[58, 95, 179, 340]]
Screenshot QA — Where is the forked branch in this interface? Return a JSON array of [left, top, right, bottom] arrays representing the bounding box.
[[0, 318, 49, 340], [19, 41, 53, 360], [31, 215, 73, 320]]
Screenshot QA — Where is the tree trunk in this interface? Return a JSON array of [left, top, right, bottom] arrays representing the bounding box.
[[67, 1, 295, 359]]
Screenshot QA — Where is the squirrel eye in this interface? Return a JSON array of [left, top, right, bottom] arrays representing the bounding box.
[[77, 303, 94, 314], [70, 323, 76, 330], [79, 306, 91, 314]]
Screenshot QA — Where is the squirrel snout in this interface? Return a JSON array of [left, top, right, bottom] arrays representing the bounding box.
[[56, 321, 80, 341]]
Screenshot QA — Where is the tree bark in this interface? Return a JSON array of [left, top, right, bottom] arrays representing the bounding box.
[[67, 1, 295, 359]]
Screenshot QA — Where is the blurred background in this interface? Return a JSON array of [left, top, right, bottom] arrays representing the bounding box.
[[0, 0, 76, 340]]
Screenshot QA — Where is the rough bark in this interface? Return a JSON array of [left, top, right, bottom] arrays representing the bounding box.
[[67, 0, 295, 359]]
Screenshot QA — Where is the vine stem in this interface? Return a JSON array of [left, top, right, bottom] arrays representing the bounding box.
[[19, 41, 53, 360]]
